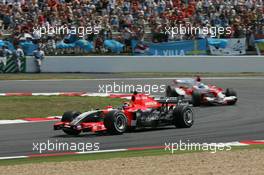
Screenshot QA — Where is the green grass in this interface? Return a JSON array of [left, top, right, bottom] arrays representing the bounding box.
[[0, 96, 125, 120], [0, 72, 264, 80], [0, 145, 263, 166]]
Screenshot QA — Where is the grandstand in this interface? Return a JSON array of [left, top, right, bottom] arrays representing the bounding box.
[[0, 0, 263, 55]]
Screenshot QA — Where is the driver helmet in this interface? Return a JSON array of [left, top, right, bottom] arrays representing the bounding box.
[[196, 76, 201, 82], [122, 102, 130, 108]]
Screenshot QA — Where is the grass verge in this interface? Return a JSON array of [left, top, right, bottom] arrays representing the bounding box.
[[0, 72, 264, 80], [0, 96, 125, 120], [0, 145, 263, 166]]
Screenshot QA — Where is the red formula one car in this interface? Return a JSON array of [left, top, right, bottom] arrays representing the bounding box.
[[54, 92, 194, 135], [166, 77, 238, 106]]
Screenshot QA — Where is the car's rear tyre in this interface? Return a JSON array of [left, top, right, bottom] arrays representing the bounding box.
[[173, 106, 194, 128], [61, 111, 81, 135], [104, 110, 128, 134], [192, 91, 202, 106]]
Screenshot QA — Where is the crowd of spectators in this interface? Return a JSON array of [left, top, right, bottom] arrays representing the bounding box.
[[0, 0, 263, 54]]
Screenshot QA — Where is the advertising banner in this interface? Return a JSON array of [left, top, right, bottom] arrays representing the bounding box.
[[132, 39, 207, 56], [255, 39, 264, 55], [208, 38, 246, 55]]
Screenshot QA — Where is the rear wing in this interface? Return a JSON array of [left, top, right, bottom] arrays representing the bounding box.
[[155, 96, 191, 105], [173, 79, 196, 85]]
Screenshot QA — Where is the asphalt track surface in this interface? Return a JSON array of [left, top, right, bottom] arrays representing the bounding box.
[[0, 78, 264, 157]]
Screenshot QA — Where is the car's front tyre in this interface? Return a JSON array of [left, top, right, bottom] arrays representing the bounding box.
[[61, 111, 81, 135], [225, 88, 237, 97], [104, 110, 128, 134], [225, 88, 237, 105]]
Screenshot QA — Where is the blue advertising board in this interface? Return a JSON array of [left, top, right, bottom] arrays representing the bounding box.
[[132, 39, 207, 56]]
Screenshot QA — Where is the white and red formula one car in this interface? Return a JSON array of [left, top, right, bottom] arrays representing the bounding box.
[[166, 77, 238, 106]]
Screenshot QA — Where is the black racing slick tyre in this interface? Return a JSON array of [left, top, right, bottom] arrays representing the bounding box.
[[61, 111, 81, 122], [166, 85, 178, 97], [173, 106, 194, 128], [104, 110, 128, 134], [61, 111, 81, 135], [166, 85, 172, 97], [225, 88, 237, 97], [225, 88, 237, 105], [192, 91, 202, 106]]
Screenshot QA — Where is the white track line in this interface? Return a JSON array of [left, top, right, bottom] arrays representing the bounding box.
[[0, 156, 28, 160], [76, 149, 128, 154], [0, 120, 28, 125], [207, 142, 249, 146], [32, 93, 61, 96], [0, 116, 62, 125]]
